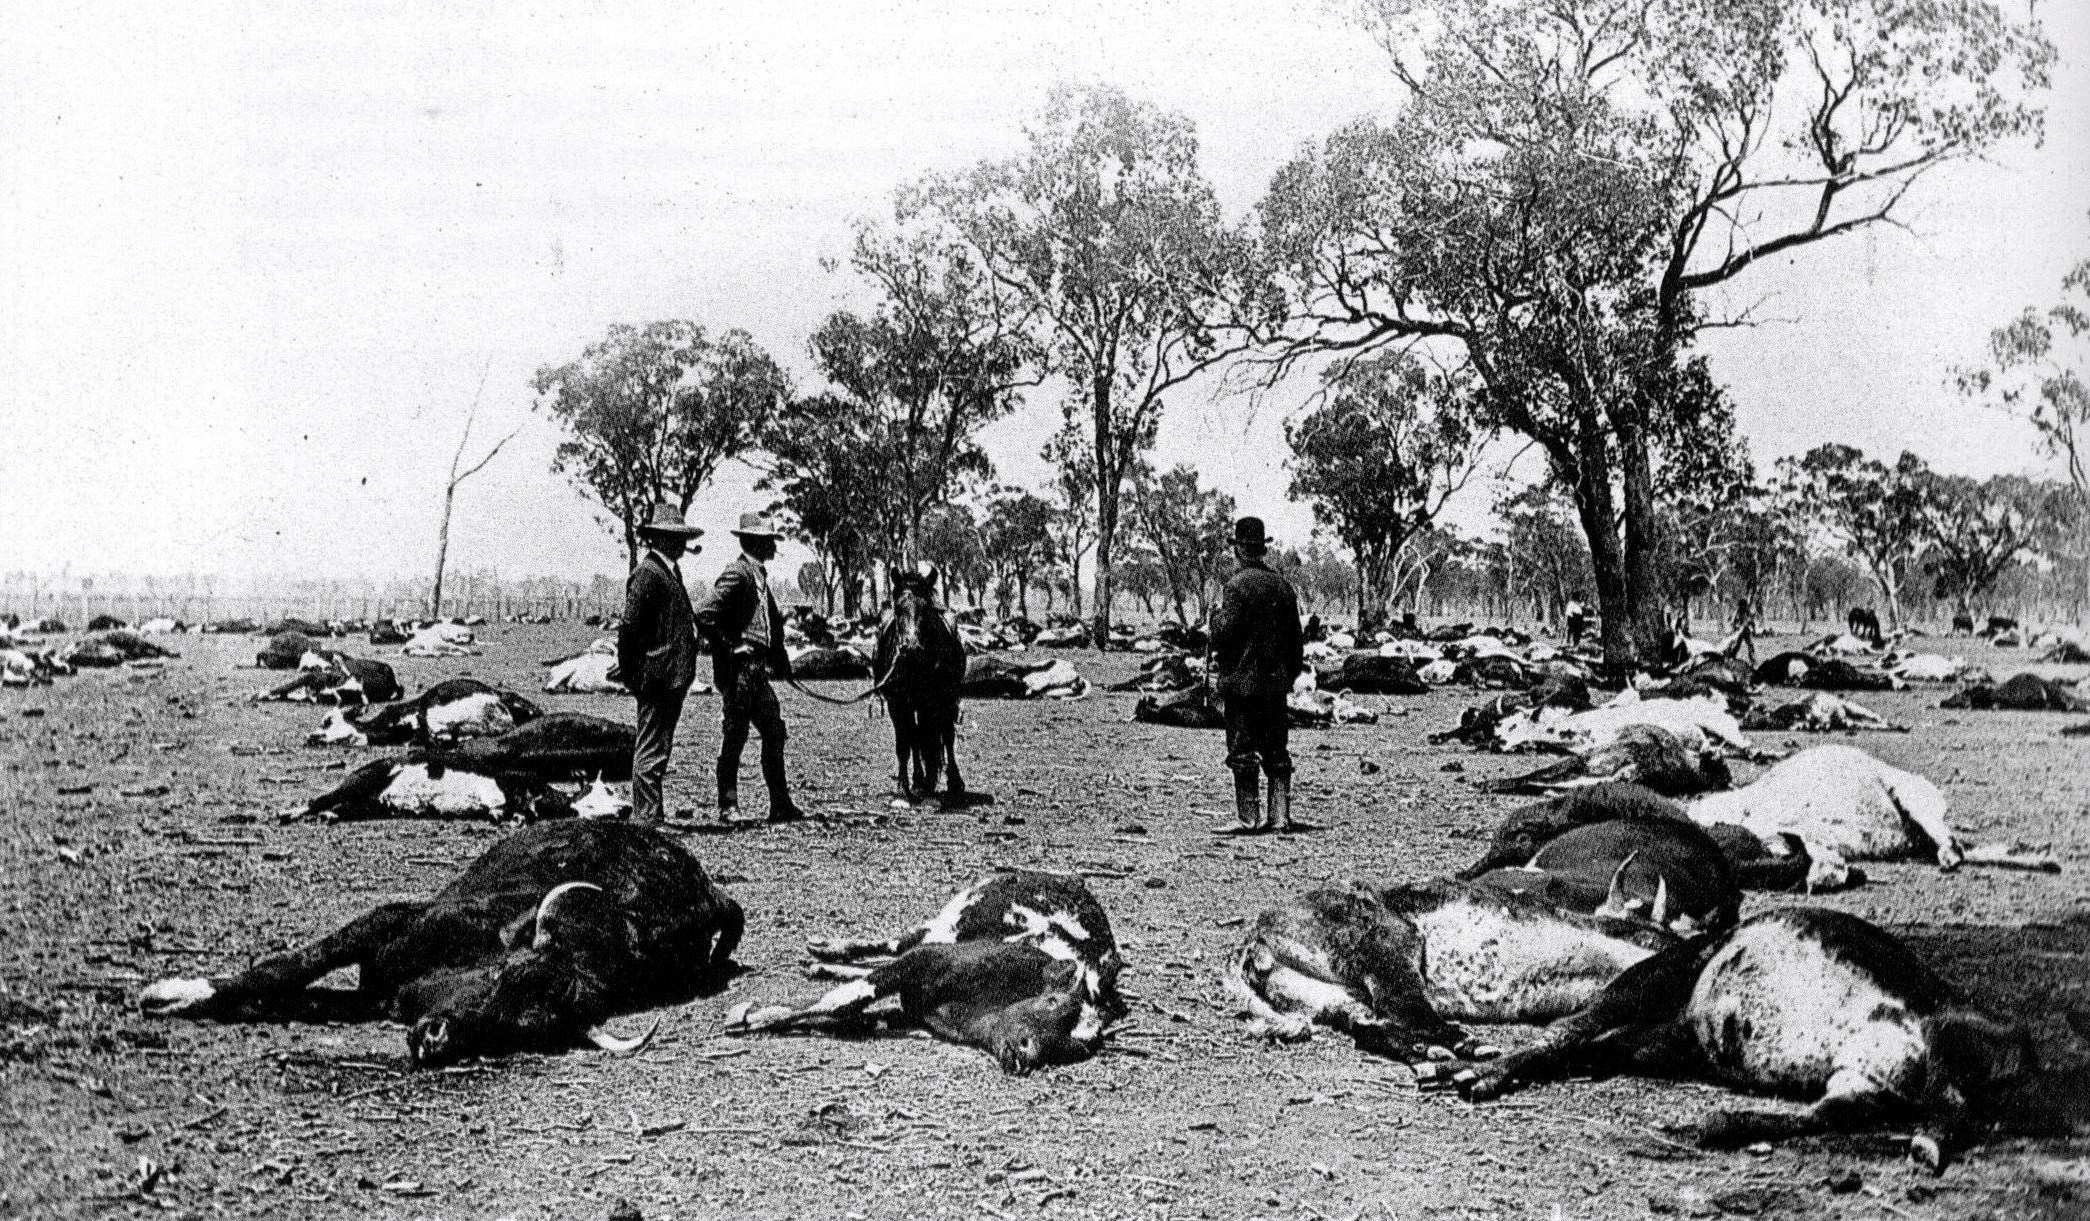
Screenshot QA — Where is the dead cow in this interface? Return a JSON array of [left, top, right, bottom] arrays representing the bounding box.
[[1464, 816, 1742, 936], [257, 653, 403, 705], [409, 711, 636, 782], [295, 758, 576, 824], [727, 871, 1124, 1075], [1227, 880, 1677, 1065], [1941, 673, 2090, 712], [141, 820, 742, 1066], [1689, 745, 2056, 889], [307, 678, 543, 746], [1443, 908, 2038, 1174]]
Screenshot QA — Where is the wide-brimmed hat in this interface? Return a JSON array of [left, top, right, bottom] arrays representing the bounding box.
[[1231, 517, 1270, 549], [730, 511, 781, 541], [637, 503, 704, 538]]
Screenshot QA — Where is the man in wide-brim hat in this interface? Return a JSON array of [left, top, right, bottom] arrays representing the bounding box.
[[695, 511, 803, 824], [616, 503, 704, 825], [1208, 516, 1307, 834]]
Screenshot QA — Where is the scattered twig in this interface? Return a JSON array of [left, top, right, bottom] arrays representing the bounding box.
[[179, 1105, 229, 1130]]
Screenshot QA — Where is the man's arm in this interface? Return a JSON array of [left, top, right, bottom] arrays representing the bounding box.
[[695, 564, 750, 654], [617, 568, 660, 691]]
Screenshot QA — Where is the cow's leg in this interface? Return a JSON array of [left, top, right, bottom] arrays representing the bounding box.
[[808, 923, 927, 964], [1451, 936, 1704, 1101], [1693, 1068, 1886, 1151], [729, 956, 917, 1035], [140, 902, 425, 1019]]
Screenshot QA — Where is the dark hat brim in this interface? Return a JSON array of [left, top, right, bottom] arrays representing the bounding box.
[[639, 523, 705, 537]]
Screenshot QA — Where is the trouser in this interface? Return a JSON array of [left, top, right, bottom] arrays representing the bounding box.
[[1221, 691, 1292, 781], [1566, 615, 1586, 646], [631, 686, 688, 825], [717, 659, 790, 805]]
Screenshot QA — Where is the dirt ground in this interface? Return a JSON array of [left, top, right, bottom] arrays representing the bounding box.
[[2, 625, 2087, 1221]]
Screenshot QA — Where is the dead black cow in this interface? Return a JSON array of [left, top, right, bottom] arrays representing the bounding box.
[[1442, 908, 2038, 1174], [1941, 673, 2090, 712], [1461, 783, 1810, 900], [140, 821, 744, 1066], [412, 711, 637, 782], [728, 871, 1125, 1075]]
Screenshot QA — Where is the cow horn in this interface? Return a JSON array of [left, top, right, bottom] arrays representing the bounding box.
[[1598, 851, 1640, 917], [532, 881, 605, 948], [585, 1015, 661, 1055], [1650, 876, 1670, 928]]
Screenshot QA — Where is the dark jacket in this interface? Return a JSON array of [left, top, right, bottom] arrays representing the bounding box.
[[696, 554, 790, 679], [1209, 557, 1303, 698], [617, 551, 698, 699]]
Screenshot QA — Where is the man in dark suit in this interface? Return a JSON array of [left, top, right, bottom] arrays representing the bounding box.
[[695, 511, 803, 824], [1208, 517, 1306, 835], [616, 504, 703, 825]]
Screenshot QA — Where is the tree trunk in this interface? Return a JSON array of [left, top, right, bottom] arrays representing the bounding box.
[[1091, 492, 1119, 650], [1614, 421, 1671, 659], [431, 484, 456, 619]]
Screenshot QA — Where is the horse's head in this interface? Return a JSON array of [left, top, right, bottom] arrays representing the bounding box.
[[888, 564, 942, 652]]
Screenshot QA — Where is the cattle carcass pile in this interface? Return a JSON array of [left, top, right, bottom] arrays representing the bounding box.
[[2, 604, 2080, 1216]]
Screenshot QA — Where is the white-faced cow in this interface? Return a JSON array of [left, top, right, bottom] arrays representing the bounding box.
[[140, 821, 742, 1066], [307, 678, 542, 746], [1227, 879, 1678, 1065], [727, 871, 1124, 1075], [1442, 908, 2039, 1174]]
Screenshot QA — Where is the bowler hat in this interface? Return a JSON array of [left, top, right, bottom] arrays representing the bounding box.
[[730, 511, 781, 540], [1231, 517, 1270, 549], [637, 503, 704, 537]]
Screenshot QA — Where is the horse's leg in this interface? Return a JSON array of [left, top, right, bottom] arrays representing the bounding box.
[[940, 700, 965, 796], [890, 700, 917, 800]]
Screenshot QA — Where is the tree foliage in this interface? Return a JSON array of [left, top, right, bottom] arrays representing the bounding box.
[[1777, 443, 1930, 628], [1912, 472, 2062, 616], [980, 489, 1057, 619], [1286, 351, 1485, 620], [1255, 0, 2053, 660], [803, 219, 1041, 561], [926, 83, 1272, 646], [533, 321, 788, 566], [1128, 463, 1238, 624]]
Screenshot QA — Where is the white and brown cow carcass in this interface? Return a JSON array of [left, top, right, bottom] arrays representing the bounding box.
[[728, 870, 1125, 1075], [1227, 879, 1680, 1065], [1447, 908, 2039, 1174]]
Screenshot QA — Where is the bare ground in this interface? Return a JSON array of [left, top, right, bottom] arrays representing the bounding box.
[[2, 626, 2087, 1221]]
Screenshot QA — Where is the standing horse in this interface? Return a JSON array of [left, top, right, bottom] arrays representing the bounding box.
[[874, 566, 968, 801]]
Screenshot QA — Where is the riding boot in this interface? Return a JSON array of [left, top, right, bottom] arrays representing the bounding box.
[[761, 743, 803, 822], [1233, 768, 1264, 828], [716, 758, 742, 821], [1266, 772, 1293, 830]]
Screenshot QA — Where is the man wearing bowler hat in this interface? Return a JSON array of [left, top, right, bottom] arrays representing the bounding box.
[[696, 511, 804, 824], [1208, 516, 1307, 834], [617, 504, 703, 825]]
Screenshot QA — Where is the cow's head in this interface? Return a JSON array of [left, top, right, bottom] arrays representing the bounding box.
[[306, 710, 369, 746], [403, 882, 656, 1068], [977, 956, 1103, 1077]]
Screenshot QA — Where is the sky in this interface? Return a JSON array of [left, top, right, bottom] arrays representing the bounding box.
[[4, 0, 2087, 589]]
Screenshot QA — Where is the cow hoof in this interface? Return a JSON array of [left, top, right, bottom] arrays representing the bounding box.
[[1690, 1110, 1760, 1148], [1420, 1044, 1457, 1062], [1452, 1069, 1498, 1102], [1908, 1135, 1946, 1176], [1457, 1041, 1503, 1061], [1245, 1015, 1313, 1043], [139, 978, 216, 1015], [1413, 1062, 1456, 1092], [805, 938, 852, 962]]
